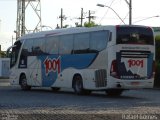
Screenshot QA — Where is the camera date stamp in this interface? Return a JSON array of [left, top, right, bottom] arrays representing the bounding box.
[[122, 114, 158, 120]]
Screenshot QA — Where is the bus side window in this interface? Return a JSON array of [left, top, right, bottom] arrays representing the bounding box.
[[46, 36, 59, 54], [59, 35, 73, 54], [90, 31, 109, 52], [32, 38, 45, 55], [74, 33, 90, 54], [23, 39, 33, 56]]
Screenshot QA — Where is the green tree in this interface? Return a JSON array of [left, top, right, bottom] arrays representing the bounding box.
[[155, 35, 160, 87], [155, 35, 160, 60], [0, 51, 6, 58], [156, 35, 160, 41], [84, 21, 99, 27]]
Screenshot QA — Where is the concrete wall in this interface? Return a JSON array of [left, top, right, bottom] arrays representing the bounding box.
[[0, 58, 10, 77]]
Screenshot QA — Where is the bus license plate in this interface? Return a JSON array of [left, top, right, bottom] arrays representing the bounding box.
[[131, 82, 140, 85]]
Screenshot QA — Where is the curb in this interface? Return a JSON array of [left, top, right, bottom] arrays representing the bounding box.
[[0, 78, 10, 86], [0, 79, 9, 82]]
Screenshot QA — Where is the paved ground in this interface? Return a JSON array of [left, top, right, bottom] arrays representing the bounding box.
[[0, 79, 160, 120]]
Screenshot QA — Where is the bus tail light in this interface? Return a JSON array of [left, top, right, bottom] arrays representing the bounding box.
[[110, 60, 119, 79]]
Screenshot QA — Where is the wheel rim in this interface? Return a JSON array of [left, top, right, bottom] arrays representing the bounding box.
[[73, 76, 83, 93], [21, 78, 27, 87], [75, 79, 82, 92]]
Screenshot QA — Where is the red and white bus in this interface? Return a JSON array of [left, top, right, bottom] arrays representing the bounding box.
[[7, 25, 155, 96]]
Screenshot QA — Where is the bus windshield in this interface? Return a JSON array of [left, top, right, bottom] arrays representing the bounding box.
[[8, 41, 22, 68], [116, 26, 154, 45]]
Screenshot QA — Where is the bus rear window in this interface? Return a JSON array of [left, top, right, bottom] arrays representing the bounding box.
[[116, 26, 154, 45]]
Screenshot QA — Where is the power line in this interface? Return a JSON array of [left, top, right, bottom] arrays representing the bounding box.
[[133, 15, 160, 24], [119, 12, 129, 24], [98, 0, 116, 24]]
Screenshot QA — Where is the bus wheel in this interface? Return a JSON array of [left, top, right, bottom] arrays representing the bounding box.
[[106, 89, 123, 96], [73, 75, 84, 95], [20, 75, 31, 90], [51, 87, 60, 92]]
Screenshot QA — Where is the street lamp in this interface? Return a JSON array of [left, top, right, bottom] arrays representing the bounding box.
[[97, 4, 126, 25]]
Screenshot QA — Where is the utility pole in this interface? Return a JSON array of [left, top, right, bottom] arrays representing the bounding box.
[[0, 45, 1, 58], [59, 8, 67, 28], [88, 10, 91, 24], [87, 10, 95, 24], [125, 0, 132, 25], [80, 8, 85, 26], [60, 8, 63, 28], [129, 0, 132, 25], [76, 8, 85, 27], [0, 19, 1, 32]]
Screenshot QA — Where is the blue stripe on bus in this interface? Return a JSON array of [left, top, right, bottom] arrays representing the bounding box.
[[38, 53, 97, 87]]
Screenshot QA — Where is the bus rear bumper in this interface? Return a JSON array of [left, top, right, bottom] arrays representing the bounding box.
[[107, 78, 154, 89]]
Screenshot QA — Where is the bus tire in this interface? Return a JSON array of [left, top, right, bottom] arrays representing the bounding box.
[[20, 75, 31, 91], [106, 89, 123, 96], [51, 87, 60, 92], [83, 90, 92, 95], [73, 75, 84, 95]]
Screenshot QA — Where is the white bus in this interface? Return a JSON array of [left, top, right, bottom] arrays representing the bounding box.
[[7, 25, 155, 96]]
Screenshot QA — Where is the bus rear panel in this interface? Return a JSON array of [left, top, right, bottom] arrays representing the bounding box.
[[109, 26, 155, 89]]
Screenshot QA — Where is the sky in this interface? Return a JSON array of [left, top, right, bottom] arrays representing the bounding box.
[[0, 0, 160, 51]]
